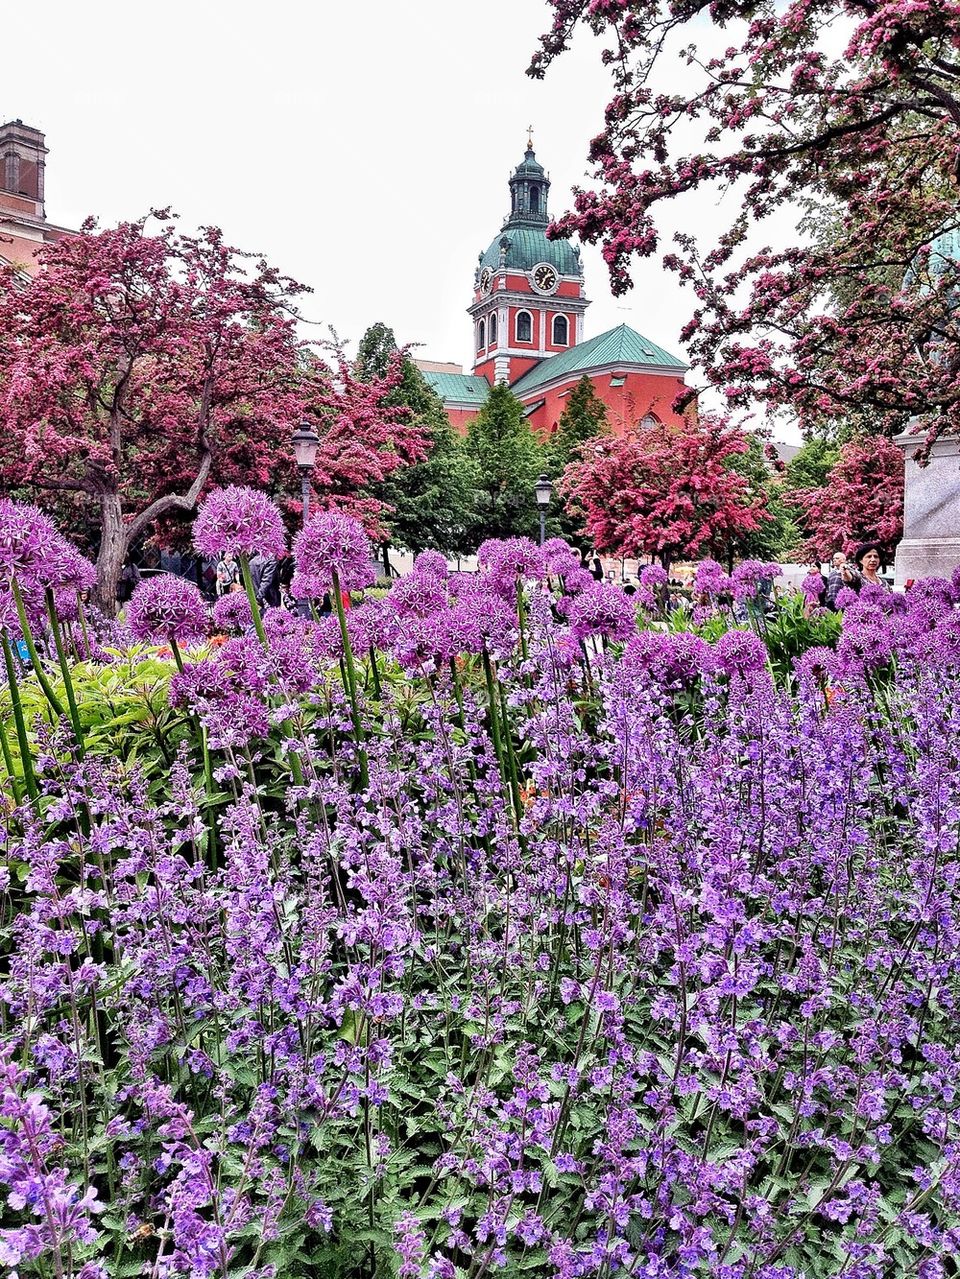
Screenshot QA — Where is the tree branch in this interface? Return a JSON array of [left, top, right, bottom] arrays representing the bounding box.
[[122, 447, 213, 548]]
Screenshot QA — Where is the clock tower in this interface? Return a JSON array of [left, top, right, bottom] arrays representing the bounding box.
[[470, 136, 589, 387]]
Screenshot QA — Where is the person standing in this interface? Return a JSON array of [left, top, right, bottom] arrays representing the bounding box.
[[215, 553, 239, 598]]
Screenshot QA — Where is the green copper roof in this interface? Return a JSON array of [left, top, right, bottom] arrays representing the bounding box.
[[479, 226, 581, 276], [421, 370, 490, 405], [509, 324, 687, 397]]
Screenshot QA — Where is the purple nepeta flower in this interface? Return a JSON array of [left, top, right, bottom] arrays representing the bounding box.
[[193, 486, 287, 559], [394, 1212, 427, 1278], [212, 592, 254, 633], [567, 581, 636, 642], [293, 511, 375, 595], [169, 658, 269, 748], [413, 550, 449, 579], [126, 576, 208, 645]]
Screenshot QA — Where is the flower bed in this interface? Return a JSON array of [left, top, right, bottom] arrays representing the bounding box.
[[2, 496, 960, 1278]]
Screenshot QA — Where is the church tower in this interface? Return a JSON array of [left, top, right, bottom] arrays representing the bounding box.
[[0, 119, 70, 279], [470, 134, 589, 386]]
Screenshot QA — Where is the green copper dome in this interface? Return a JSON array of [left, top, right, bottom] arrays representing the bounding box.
[[479, 226, 581, 276], [478, 145, 582, 278]]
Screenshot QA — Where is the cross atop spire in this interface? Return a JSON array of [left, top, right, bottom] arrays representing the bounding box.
[[526, 123, 534, 151]]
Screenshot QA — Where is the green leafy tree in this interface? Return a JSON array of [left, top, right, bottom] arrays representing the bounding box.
[[356, 324, 480, 567], [467, 383, 543, 541], [726, 435, 802, 563]]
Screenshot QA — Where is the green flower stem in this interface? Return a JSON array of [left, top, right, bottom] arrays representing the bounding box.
[[368, 644, 382, 700], [2, 632, 38, 803], [482, 648, 520, 829], [237, 553, 304, 787], [497, 677, 526, 839], [238, 554, 268, 648], [170, 635, 219, 871], [45, 590, 85, 754], [0, 703, 22, 806], [332, 569, 369, 790], [12, 579, 68, 723], [516, 580, 529, 663]]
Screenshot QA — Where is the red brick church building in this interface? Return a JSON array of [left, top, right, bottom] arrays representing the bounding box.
[[418, 140, 689, 436], [0, 119, 71, 280]]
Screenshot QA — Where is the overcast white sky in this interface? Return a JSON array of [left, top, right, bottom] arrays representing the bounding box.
[[3, 0, 799, 436]]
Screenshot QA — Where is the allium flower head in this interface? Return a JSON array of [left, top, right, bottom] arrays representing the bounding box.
[[731, 559, 779, 600], [387, 572, 447, 621], [413, 550, 448, 579], [801, 569, 825, 602], [211, 592, 254, 633], [541, 537, 581, 578], [293, 511, 375, 595], [640, 564, 669, 589], [126, 575, 208, 644], [567, 580, 637, 642], [193, 486, 287, 558], [713, 628, 768, 677], [834, 586, 859, 610], [477, 537, 546, 593], [694, 558, 731, 597]]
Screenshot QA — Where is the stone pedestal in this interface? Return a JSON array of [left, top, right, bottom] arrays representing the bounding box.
[[893, 425, 960, 587]]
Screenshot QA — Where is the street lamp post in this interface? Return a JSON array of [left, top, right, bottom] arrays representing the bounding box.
[[291, 423, 320, 525], [534, 472, 554, 547]]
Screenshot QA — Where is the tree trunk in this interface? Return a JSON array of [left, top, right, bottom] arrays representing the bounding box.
[[382, 543, 392, 577], [97, 491, 127, 616]]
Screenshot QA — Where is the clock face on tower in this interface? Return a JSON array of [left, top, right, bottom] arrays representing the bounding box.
[[532, 263, 559, 294], [478, 267, 493, 296]]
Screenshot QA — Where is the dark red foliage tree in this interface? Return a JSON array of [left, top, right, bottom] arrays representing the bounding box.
[[530, 2, 960, 447], [0, 214, 423, 611], [562, 416, 769, 567], [797, 435, 904, 561]]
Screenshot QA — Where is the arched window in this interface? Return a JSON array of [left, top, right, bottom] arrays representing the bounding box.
[[477, 319, 486, 352], [552, 314, 568, 346], [529, 185, 540, 214], [640, 413, 660, 430], [488, 312, 497, 345], [3, 152, 19, 194], [516, 311, 533, 343]]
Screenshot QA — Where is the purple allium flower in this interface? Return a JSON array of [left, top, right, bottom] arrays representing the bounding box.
[[541, 537, 581, 578], [193, 486, 287, 558], [413, 550, 449, 579], [566, 581, 636, 642], [387, 572, 448, 620], [292, 511, 375, 595], [126, 575, 208, 644], [694, 558, 731, 597], [713, 628, 768, 676], [640, 563, 669, 589], [477, 537, 546, 595], [731, 559, 780, 600], [834, 586, 859, 610], [622, 630, 712, 685], [169, 657, 269, 748], [211, 592, 254, 634], [801, 569, 825, 602]]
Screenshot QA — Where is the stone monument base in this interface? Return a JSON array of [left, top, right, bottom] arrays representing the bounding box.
[[894, 536, 960, 588], [892, 426, 960, 588]]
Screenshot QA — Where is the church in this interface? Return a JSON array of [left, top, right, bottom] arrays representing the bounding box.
[[417, 137, 690, 436], [0, 119, 71, 280]]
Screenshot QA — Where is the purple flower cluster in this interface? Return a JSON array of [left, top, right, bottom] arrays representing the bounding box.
[[11, 510, 960, 1277], [193, 486, 287, 558], [292, 510, 375, 595], [126, 574, 209, 645], [211, 591, 254, 634]]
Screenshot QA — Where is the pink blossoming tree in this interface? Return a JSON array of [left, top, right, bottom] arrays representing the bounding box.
[[562, 416, 769, 567], [530, 1, 960, 446], [0, 213, 423, 612]]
